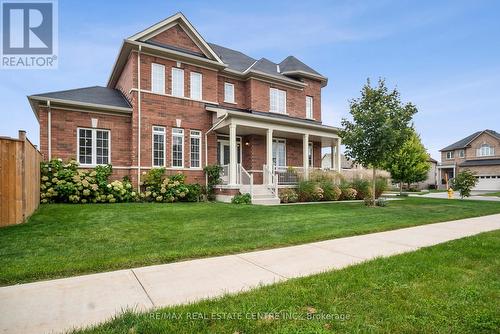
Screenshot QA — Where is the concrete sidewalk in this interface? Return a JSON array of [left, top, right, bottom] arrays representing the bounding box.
[[1, 214, 500, 334]]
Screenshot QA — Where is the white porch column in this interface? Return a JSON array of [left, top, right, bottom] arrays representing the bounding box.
[[330, 141, 335, 170], [303, 133, 309, 180], [266, 128, 273, 185], [336, 138, 341, 172], [229, 123, 237, 185]]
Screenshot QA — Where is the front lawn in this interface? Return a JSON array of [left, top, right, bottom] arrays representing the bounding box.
[[1, 197, 500, 286], [75, 230, 500, 334]]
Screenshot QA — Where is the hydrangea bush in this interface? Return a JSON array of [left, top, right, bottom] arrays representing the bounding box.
[[140, 168, 190, 202], [40, 159, 136, 204]]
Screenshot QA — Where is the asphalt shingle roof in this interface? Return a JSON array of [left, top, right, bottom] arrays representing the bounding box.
[[31, 86, 132, 109], [459, 159, 500, 167], [441, 130, 500, 151], [208, 43, 256, 72], [279, 55, 322, 76]]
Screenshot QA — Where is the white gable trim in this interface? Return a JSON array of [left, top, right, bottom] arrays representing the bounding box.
[[128, 12, 224, 64]]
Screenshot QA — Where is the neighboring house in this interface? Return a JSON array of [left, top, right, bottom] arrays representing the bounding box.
[[414, 157, 438, 190], [322, 153, 362, 170], [321, 153, 390, 180], [438, 130, 500, 190], [28, 13, 341, 203]]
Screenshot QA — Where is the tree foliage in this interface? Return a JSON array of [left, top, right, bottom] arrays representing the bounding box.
[[385, 129, 430, 191], [340, 79, 417, 203], [451, 170, 478, 199]]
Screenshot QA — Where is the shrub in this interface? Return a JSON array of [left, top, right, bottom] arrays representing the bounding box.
[[40, 159, 136, 204], [182, 183, 202, 202], [451, 170, 478, 199], [232, 193, 251, 204], [376, 197, 388, 207], [279, 188, 298, 203], [141, 170, 189, 202], [204, 165, 222, 201], [320, 182, 341, 201], [341, 187, 357, 200], [375, 177, 389, 198], [350, 178, 371, 200], [309, 170, 343, 184], [297, 181, 323, 202]]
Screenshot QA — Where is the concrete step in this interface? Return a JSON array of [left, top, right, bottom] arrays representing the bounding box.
[[252, 197, 281, 205]]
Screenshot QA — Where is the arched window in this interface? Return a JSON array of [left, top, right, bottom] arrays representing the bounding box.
[[477, 144, 494, 157]]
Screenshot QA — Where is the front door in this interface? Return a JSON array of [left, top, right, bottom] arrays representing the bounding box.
[[217, 140, 241, 165]]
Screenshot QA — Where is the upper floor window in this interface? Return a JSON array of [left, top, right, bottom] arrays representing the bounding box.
[[172, 128, 184, 167], [152, 126, 166, 167], [77, 128, 110, 166], [477, 144, 494, 157], [190, 130, 201, 168], [458, 149, 465, 158], [306, 96, 313, 119], [151, 63, 165, 94], [270, 88, 286, 114], [171, 68, 184, 97], [224, 82, 235, 103], [190, 72, 202, 100], [446, 151, 454, 160]]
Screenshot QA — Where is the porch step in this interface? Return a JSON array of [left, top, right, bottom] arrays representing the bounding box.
[[239, 185, 281, 205]]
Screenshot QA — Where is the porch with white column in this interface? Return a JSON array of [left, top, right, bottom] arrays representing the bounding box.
[[302, 133, 309, 180], [228, 123, 237, 186]]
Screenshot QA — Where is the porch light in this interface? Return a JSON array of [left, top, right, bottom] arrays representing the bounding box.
[[245, 141, 250, 146]]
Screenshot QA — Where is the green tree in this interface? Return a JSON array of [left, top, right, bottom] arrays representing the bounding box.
[[340, 79, 417, 205], [385, 130, 431, 194], [451, 170, 478, 199]]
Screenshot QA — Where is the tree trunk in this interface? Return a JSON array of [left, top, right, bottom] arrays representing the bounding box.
[[399, 182, 403, 196], [372, 167, 376, 206]]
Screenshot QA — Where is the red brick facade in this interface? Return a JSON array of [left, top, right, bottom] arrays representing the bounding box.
[[34, 17, 328, 187]]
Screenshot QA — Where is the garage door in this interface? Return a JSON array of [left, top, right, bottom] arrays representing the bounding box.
[[475, 175, 500, 191]]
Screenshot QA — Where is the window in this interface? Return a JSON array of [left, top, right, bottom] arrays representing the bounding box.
[[477, 144, 494, 157], [272, 139, 286, 167], [446, 151, 454, 159], [152, 126, 166, 167], [224, 82, 235, 103], [270, 88, 286, 114], [77, 128, 110, 166], [306, 96, 313, 119], [172, 128, 184, 167], [308, 142, 313, 167], [190, 72, 202, 100], [151, 63, 165, 94], [171, 68, 184, 97], [190, 130, 201, 168], [458, 149, 465, 158]]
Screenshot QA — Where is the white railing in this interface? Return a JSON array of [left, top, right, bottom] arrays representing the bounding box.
[[238, 164, 253, 198], [263, 164, 278, 197], [275, 166, 303, 185]]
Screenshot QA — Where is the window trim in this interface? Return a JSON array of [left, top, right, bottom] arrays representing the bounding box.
[[270, 87, 287, 114], [445, 151, 454, 160], [171, 128, 185, 168], [477, 144, 494, 157], [458, 149, 465, 158], [171, 67, 185, 97], [190, 72, 202, 100], [76, 127, 111, 167], [151, 63, 165, 94], [306, 96, 314, 119], [224, 82, 235, 103], [152, 126, 166, 168], [190, 130, 202, 168]]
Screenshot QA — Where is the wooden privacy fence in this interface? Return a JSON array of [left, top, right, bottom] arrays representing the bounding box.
[[0, 131, 41, 227]]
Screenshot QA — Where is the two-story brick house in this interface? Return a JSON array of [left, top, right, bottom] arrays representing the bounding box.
[[28, 13, 341, 203], [438, 129, 500, 191]]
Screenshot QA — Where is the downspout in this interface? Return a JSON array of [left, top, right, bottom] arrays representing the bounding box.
[[47, 100, 51, 160], [204, 113, 228, 188], [137, 45, 142, 191]]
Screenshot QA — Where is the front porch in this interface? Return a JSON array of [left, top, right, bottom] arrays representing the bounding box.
[[207, 106, 341, 203]]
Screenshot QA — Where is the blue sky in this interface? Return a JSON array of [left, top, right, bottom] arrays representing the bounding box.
[[1, 0, 499, 160]]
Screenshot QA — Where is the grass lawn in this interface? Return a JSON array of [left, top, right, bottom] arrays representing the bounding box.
[[1, 197, 500, 286], [74, 230, 500, 334]]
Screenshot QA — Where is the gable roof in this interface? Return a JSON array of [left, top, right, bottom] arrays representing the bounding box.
[[440, 130, 500, 151], [28, 86, 132, 111], [208, 43, 256, 72], [128, 12, 223, 64]]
